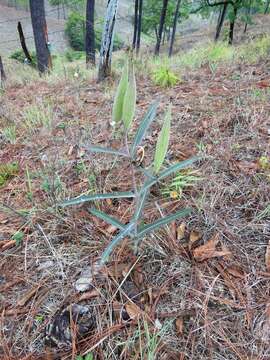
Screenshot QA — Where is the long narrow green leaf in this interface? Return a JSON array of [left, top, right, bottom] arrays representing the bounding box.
[[112, 59, 128, 124], [85, 145, 128, 157], [140, 157, 199, 194], [130, 101, 159, 157], [137, 209, 192, 238], [89, 208, 125, 230], [133, 189, 149, 223], [101, 222, 135, 264], [154, 104, 171, 174], [122, 61, 136, 130], [60, 191, 135, 207]]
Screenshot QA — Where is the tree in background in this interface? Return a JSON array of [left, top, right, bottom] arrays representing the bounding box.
[[155, 0, 169, 55], [85, 0, 95, 66], [133, 0, 143, 53], [195, 0, 267, 44], [169, 0, 182, 56], [98, 0, 119, 81], [29, 0, 51, 73], [142, 0, 176, 42]]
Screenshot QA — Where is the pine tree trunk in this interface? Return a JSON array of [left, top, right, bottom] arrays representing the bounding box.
[[155, 0, 169, 56], [98, 0, 118, 81], [215, 2, 228, 41], [228, 6, 237, 45], [86, 0, 95, 67], [136, 0, 143, 54], [17, 22, 33, 64], [0, 56, 6, 88], [29, 0, 50, 73], [169, 0, 181, 57], [132, 0, 139, 49]]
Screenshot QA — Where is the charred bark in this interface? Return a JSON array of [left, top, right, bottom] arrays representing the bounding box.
[[155, 0, 169, 55], [169, 0, 181, 57], [29, 0, 51, 73], [86, 0, 96, 66]]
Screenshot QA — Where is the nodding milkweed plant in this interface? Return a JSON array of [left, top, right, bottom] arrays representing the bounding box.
[[60, 57, 199, 264]]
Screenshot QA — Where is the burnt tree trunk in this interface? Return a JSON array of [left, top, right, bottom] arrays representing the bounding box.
[[132, 0, 139, 49], [228, 5, 237, 45], [0, 56, 6, 88], [86, 0, 95, 66], [155, 0, 169, 55], [17, 22, 33, 64], [98, 0, 118, 81], [136, 0, 143, 54], [215, 2, 228, 41], [29, 0, 51, 73], [169, 0, 181, 57]]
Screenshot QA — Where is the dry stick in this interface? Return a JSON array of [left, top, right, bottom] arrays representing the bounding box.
[[0, 56, 6, 89], [17, 22, 33, 64]]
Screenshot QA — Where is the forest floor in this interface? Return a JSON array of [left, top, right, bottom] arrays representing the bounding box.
[[0, 18, 270, 360]]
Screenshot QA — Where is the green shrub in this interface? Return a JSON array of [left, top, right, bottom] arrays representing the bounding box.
[[152, 66, 179, 87], [10, 49, 37, 66], [65, 49, 85, 62], [65, 12, 124, 52], [60, 57, 198, 263]]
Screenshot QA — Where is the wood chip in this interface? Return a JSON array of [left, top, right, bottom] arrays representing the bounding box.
[[189, 230, 202, 249], [175, 317, 184, 335], [17, 285, 42, 307], [177, 223, 186, 240]]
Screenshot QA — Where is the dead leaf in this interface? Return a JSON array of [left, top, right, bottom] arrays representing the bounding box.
[[125, 302, 142, 319], [177, 223, 186, 240], [193, 233, 219, 261], [189, 230, 202, 249], [265, 240, 270, 271], [175, 317, 184, 335]]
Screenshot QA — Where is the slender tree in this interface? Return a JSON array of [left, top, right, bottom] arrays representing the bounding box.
[[228, 3, 238, 44], [0, 56, 6, 89], [136, 0, 143, 53], [29, 0, 51, 73], [17, 22, 33, 64], [155, 0, 169, 55], [133, 0, 139, 49], [86, 0, 95, 66], [169, 0, 181, 57], [215, 2, 228, 41], [98, 0, 118, 81]]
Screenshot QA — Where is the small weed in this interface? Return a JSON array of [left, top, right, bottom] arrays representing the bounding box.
[[258, 155, 269, 170], [2, 125, 17, 144], [152, 66, 179, 87], [12, 231, 24, 246], [0, 162, 19, 187], [23, 104, 53, 132], [162, 170, 201, 199], [76, 354, 93, 360]]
